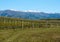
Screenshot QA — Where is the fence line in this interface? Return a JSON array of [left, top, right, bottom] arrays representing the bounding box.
[[0, 18, 60, 29]]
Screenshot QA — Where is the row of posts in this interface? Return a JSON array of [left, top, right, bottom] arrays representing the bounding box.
[[0, 18, 60, 29]]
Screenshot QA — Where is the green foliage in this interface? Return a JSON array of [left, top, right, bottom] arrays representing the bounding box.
[[0, 16, 60, 29]]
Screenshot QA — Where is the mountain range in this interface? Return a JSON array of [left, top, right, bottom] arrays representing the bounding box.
[[0, 10, 60, 20]]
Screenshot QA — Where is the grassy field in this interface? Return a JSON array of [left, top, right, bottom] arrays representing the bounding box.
[[0, 28, 60, 42], [0, 17, 60, 42]]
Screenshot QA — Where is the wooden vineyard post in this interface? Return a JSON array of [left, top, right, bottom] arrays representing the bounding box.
[[46, 20, 48, 28], [26, 21, 29, 29], [32, 22, 34, 29], [21, 20, 23, 30]]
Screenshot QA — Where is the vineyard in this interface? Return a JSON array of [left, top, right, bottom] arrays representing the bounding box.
[[0, 16, 60, 42], [0, 16, 60, 29]]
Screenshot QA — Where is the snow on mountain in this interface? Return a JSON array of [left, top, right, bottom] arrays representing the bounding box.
[[0, 10, 60, 20]]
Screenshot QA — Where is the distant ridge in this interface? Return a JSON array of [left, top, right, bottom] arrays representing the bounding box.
[[0, 10, 60, 20]]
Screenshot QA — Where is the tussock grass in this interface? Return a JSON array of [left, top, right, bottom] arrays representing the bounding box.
[[0, 28, 60, 42]]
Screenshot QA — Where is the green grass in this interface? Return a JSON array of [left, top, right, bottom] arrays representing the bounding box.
[[0, 17, 60, 42], [0, 28, 60, 42]]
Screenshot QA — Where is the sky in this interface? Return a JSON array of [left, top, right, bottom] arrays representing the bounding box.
[[0, 0, 60, 13]]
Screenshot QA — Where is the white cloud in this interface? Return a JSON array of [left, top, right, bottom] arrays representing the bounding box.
[[9, 9, 41, 12], [23, 10, 40, 12], [9, 9, 19, 11]]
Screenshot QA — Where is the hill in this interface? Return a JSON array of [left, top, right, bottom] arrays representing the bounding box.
[[0, 10, 60, 20]]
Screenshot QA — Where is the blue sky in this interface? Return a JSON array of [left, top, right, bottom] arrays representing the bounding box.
[[0, 0, 60, 13]]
